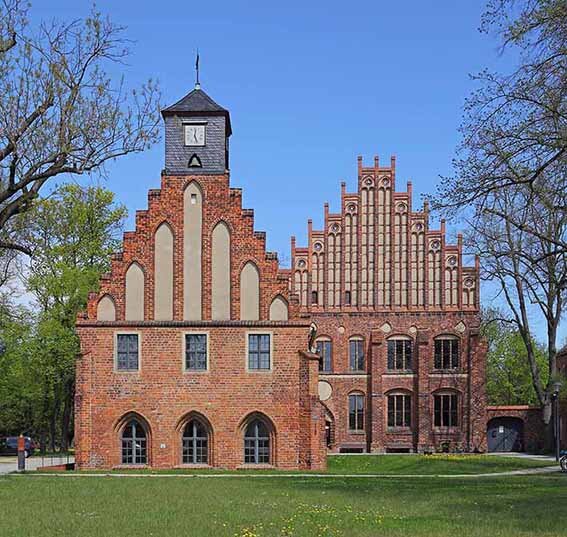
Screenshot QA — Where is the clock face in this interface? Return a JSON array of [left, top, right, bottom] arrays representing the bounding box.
[[184, 124, 205, 146]]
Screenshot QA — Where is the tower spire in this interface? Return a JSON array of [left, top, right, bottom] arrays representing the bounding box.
[[195, 50, 200, 89]]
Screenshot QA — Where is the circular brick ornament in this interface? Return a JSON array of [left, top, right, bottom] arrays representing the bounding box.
[[318, 381, 332, 401]]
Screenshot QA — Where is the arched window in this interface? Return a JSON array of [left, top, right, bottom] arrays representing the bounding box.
[[349, 337, 365, 372], [387, 391, 412, 428], [97, 294, 116, 321], [434, 336, 460, 370], [269, 295, 288, 321], [121, 420, 147, 465], [387, 336, 413, 371], [244, 419, 270, 464], [315, 337, 332, 372], [154, 223, 174, 320], [211, 221, 231, 320], [348, 393, 365, 431], [433, 391, 459, 428], [240, 261, 260, 321], [125, 262, 145, 321], [182, 419, 209, 464]]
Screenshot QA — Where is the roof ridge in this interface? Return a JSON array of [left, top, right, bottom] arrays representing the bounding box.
[[162, 87, 227, 113]]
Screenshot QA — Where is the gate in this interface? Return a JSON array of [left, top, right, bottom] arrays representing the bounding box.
[[487, 417, 524, 452]]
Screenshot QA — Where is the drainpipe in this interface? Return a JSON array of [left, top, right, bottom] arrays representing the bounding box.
[[466, 332, 472, 451]]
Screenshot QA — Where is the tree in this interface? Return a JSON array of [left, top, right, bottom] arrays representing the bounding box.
[[0, 183, 126, 449], [26, 183, 127, 321], [0, 306, 38, 436], [467, 186, 566, 428], [0, 0, 160, 254], [431, 0, 566, 446], [483, 309, 548, 405], [434, 0, 567, 255]]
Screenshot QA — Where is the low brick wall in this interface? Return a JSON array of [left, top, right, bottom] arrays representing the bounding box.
[[487, 405, 544, 453]]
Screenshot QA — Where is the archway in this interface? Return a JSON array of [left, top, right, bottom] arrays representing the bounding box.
[[487, 417, 524, 452]]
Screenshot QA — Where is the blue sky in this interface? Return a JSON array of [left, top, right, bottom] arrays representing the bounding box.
[[31, 1, 564, 343], [36, 0, 511, 259]]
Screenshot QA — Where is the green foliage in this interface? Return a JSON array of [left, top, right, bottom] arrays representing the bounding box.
[[0, 184, 125, 448], [26, 184, 126, 322], [482, 309, 548, 406], [432, 0, 566, 418]]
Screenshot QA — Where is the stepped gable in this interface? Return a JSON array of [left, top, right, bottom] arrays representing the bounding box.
[[81, 172, 296, 322], [289, 155, 479, 312]]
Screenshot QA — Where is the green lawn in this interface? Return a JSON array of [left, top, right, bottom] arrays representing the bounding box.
[[61, 454, 553, 475], [1, 472, 566, 536], [326, 454, 553, 474]]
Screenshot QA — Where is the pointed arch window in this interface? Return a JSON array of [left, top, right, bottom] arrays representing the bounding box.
[[121, 420, 147, 465], [244, 419, 270, 464], [188, 154, 202, 168], [182, 419, 209, 464]]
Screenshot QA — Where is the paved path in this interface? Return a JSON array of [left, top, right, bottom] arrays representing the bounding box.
[[0, 456, 74, 475], [2, 452, 561, 478], [486, 452, 557, 463], [7, 465, 562, 479]]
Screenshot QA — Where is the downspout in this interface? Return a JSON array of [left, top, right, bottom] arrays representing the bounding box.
[[466, 331, 472, 451]]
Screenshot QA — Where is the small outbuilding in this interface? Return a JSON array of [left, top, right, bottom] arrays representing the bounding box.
[[486, 406, 544, 453]]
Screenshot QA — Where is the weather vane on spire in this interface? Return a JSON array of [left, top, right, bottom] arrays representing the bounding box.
[[195, 50, 200, 89]]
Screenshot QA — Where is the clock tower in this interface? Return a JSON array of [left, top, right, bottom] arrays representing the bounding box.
[[161, 85, 232, 175]]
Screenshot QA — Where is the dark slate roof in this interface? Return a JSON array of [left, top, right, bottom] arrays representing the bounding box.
[[161, 87, 232, 135]]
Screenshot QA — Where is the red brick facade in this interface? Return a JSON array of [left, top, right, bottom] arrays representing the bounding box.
[[75, 167, 327, 470], [290, 157, 486, 453], [75, 87, 487, 470]]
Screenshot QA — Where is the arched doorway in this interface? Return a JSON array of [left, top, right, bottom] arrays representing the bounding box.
[[487, 417, 524, 452]]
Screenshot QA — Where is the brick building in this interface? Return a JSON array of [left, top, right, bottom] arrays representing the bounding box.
[[75, 84, 486, 470], [289, 154, 486, 454]]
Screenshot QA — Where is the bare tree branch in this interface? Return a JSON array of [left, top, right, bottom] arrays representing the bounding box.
[[0, 2, 161, 253]]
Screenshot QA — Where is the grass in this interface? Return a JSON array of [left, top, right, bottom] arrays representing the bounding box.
[[325, 454, 553, 475], [1, 471, 566, 536], [56, 454, 553, 475]]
